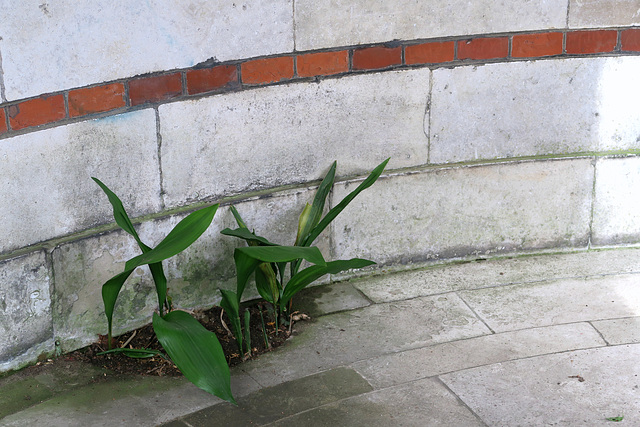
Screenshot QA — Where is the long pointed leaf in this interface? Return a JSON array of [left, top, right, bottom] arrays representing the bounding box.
[[153, 311, 235, 404], [148, 261, 168, 315], [92, 177, 144, 247], [303, 158, 389, 247], [281, 258, 375, 309], [233, 248, 261, 304], [102, 269, 135, 342], [296, 162, 336, 246], [125, 204, 218, 270], [229, 205, 249, 229], [237, 245, 326, 266], [221, 227, 278, 246], [219, 289, 243, 354]]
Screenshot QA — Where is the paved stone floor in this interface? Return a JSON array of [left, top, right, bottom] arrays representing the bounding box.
[[2, 248, 640, 426]]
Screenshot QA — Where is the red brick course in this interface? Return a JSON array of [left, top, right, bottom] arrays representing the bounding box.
[[129, 73, 182, 106], [621, 29, 640, 52], [352, 46, 402, 70], [458, 37, 509, 60], [297, 50, 349, 77], [241, 57, 294, 85], [512, 32, 563, 58], [68, 83, 126, 118], [0, 108, 7, 134], [405, 41, 455, 65], [186, 65, 238, 95], [566, 30, 617, 54], [8, 95, 66, 130]]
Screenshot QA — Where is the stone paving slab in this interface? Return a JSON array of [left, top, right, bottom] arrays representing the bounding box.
[[267, 377, 485, 427], [591, 316, 640, 345], [459, 273, 640, 332], [293, 282, 372, 318], [351, 322, 605, 389], [240, 293, 490, 387], [353, 248, 640, 303], [440, 344, 640, 426]]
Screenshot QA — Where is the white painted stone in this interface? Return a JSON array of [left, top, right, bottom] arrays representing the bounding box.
[[430, 58, 640, 163], [0, 110, 161, 254], [0, 1, 293, 100], [592, 316, 640, 345], [352, 323, 605, 389], [272, 378, 485, 427], [440, 345, 640, 426], [460, 273, 640, 333], [592, 156, 640, 246], [0, 251, 53, 372], [241, 293, 490, 387], [158, 69, 430, 208], [354, 248, 640, 303], [331, 159, 594, 266], [295, 0, 566, 51], [569, 0, 640, 27]]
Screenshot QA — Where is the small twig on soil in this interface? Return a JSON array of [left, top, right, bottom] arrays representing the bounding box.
[[121, 330, 137, 348], [220, 308, 233, 337]]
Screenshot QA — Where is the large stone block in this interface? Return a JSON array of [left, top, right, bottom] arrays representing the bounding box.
[[0, 109, 161, 254], [295, 0, 566, 51], [158, 69, 430, 208], [331, 159, 594, 266], [430, 57, 640, 163], [592, 156, 640, 246], [50, 187, 327, 351], [0, 251, 53, 372], [569, 0, 640, 27], [0, 1, 293, 100]]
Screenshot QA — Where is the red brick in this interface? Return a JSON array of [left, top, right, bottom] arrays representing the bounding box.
[[405, 41, 455, 65], [0, 108, 7, 134], [68, 83, 126, 118], [8, 95, 66, 130], [458, 37, 509, 60], [186, 65, 238, 95], [621, 29, 640, 52], [512, 32, 563, 58], [241, 56, 294, 85], [566, 30, 617, 54], [129, 73, 182, 106], [352, 46, 402, 70], [297, 50, 349, 77]]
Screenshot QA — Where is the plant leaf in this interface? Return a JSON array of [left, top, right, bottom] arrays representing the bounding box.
[[221, 227, 278, 246], [233, 248, 261, 304], [303, 158, 389, 247], [237, 245, 326, 266], [125, 204, 218, 270], [153, 311, 235, 404], [102, 269, 135, 343], [296, 161, 336, 246], [92, 177, 143, 246], [229, 205, 248, 229], [97, 348, 168, 359], [219, 289, 243, 353], [255, 263, 279, 304], [281, 258, 375, 309], [606, 416, 624, 422]]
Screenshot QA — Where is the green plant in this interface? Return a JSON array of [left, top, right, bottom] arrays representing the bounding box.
[[92, 178, 235, 404], [220, 158, 389, 354]]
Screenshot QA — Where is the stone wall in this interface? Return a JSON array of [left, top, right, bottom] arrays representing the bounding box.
[[1, 1, 639, 371]]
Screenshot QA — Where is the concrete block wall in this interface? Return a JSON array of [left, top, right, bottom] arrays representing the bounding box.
[[1, 1, 639, 371]]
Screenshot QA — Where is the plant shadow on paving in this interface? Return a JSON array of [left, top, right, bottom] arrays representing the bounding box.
[[68, 302, 298, 378]]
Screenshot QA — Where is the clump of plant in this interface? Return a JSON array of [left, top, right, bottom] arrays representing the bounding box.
[[219, 159, 389, 356], [92, 178, 235, 404]]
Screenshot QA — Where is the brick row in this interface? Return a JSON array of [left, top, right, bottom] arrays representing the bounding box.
[[1, 28, 639, 136]]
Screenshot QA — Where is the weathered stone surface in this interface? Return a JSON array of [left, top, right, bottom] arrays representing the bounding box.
[[240, 293, 490, 387], [440, 345, 640, 426], [592, 316, 640, 345], [271, 377, 485, 427], [293, 282, 371, 317], [352, 323, 605, 389], [354, 248, 640, 303], [592, 156, 640, 246], [0, 1, 293, 100], [158, 69, 429, 208], [0, 251, 53, 372], [459, 273, 640, 333], [569, 0, 640, 27], [430, 58, 640, 163], [331, 159, 593, 266], [0, 110, 161, 254], [295, 0, 566, 51]]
